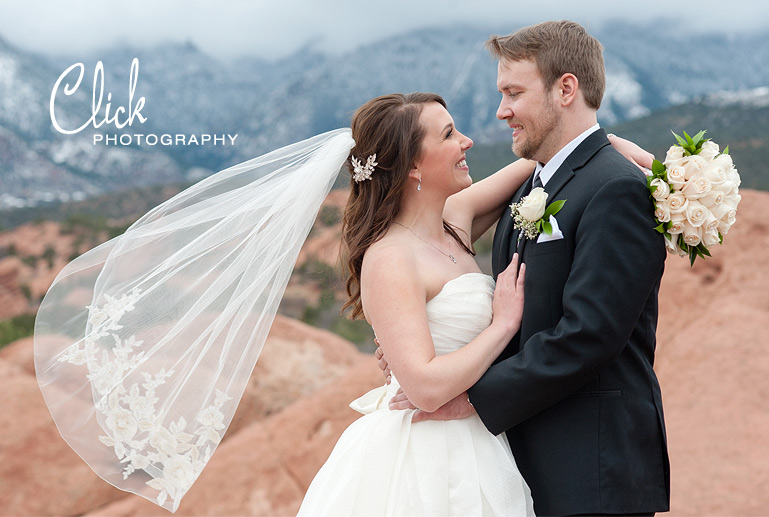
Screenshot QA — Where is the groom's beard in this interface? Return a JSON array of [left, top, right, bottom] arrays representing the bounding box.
[[512, 99, 560, 162]]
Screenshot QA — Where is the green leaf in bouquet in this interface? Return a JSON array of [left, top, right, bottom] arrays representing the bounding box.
[[691, 130, 707, 144], [673, 130, 709, 156], [723, 145, 730, 155], [687, 242, 712, 266], [542, 220, 553, 235], [672, 131, 688, 148], [654, 223, 666, 234], [651, 159, 666, 176], [689, 250, 697, 266]]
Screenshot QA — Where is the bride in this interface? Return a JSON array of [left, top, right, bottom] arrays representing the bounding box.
[[34, 91, 651, 514], [300, 93, 534, 515]]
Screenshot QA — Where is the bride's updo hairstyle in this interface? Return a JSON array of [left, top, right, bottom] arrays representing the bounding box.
[[341, 93, 473, 320]]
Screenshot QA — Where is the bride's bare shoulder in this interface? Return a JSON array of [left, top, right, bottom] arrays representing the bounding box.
[[362, 234, 418, 282], [360, 236, 426, 318]]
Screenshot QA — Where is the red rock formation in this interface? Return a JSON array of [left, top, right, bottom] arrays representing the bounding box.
[[1, 189, 767, 516], [0, 358, 126, 515], [0, 335, 35, 375], [0, 221, 87, 319], [227, 315, 363, 436], [0, 256, 28, 318], [0, 313, 373, 516]]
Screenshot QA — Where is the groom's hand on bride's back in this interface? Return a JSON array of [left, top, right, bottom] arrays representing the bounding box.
[[389, 389, 476, 423]]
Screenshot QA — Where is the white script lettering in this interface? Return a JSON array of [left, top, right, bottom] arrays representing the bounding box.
[[50, 58, 147, 135]]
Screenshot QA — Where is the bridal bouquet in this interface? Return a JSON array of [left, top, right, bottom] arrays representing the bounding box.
[[647, 130, 741, 265]]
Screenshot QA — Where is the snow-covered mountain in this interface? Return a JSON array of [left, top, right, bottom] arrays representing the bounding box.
[[1, 22, 768, 209]]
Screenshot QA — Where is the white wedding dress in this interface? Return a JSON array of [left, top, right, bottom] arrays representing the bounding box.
[[298, 273, 535, 516]]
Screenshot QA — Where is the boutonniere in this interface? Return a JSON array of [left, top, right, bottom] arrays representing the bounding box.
[[510, 187, 566, 241]]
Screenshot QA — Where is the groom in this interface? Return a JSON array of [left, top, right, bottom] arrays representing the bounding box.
[[391, 20, 670, 516]]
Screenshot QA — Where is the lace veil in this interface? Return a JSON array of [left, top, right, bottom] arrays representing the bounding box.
[[34, 128, 355, 512]]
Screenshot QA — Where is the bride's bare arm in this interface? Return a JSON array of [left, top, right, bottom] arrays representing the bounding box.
[[444, 158, 535, 243], [444, 134, 654, 243], [360, 248, 525, 413]]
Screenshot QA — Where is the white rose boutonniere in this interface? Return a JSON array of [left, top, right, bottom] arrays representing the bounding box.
[[647, 130, 741, 265], [510, 186, 566, 241]]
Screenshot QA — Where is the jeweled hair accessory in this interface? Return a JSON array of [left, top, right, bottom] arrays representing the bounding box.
[[351, 154, 377, 182]]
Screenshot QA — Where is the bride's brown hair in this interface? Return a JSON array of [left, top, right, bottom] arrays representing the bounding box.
[[341, 93, 474, 320]]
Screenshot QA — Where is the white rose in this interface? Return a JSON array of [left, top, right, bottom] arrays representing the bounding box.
[[726, 167, 742, 187], [718, 219, 732, 236], [702, 227, 721, 248], [650, 178, 671, 200], [716, 180, 739, 198], [682, 155, 706, 180], [703, 213, 720, 233], [681, 173, 712, 200], [712, 153, 734, 170], [685, 200, 709, 228], [682, 223, 702, 247], [721, 206, 737, 227], [702, 163, 727, 185], [654, 198, 672, 223], [667, 191, 689, 214], [666, 163, 687, 189], [713, 195, 739, 228], [724, 193, 741, 210], [518, 186, 548, 221], [665, 235, 678, 254], [664, 234, 686, 256], [699, 189, 724, 208], [709, 202, 731, 221], [668, 212, 687, 235], [664, 145, 685, 165], [699, 140, 720, 160]]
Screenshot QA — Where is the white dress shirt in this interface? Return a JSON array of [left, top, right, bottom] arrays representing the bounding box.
[[534, 123, 600, 186], [532, 124, 600, 242]]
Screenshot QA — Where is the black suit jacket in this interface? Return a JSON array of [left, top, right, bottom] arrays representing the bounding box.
[[469, 130, 670, 515]]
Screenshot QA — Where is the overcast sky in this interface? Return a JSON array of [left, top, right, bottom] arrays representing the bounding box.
[[1, 0, 768, 61]]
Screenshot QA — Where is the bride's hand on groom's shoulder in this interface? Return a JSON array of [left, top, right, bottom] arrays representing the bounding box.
[[608, 133, 655, 171], [389, 389, 476, 423]]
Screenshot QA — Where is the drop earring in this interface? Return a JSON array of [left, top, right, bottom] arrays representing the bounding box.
[[417, 177, 422, 191]]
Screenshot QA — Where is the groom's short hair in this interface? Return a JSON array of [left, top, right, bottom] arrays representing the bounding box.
[[486, 20, 605, 110]]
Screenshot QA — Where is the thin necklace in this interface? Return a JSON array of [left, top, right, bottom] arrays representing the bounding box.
[[393, 221, 457, 264]]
